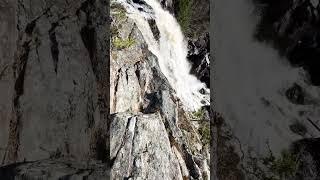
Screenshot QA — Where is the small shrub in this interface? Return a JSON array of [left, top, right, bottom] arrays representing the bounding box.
[[198, 121, 210, 146], [176, 0, 192, 34], [112, 37, 136, 49], [261, 149, 298, 180], [175, 0, 209, 38], [270, 150, 297, 179], [192, 108, 205, 120]]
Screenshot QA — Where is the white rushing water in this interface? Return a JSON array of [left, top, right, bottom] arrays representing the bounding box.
[[116, 0, 210, 111], [214, 0, 320, 154]]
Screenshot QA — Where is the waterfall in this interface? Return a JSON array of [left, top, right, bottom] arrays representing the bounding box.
[[116, 0, 210, 111], [214, 0, 320, 153]]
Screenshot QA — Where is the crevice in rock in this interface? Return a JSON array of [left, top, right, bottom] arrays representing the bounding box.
[[134, 64, 141, 84], [13, 42, 29, 101], [25, 19, 36, 36], [110, 116, 135, 167], [160, 113, 201, 179], [93, 130, 108, 162], [126, 117, 139, 178], [7, 32, 32, 163], [79, 0, 98, 80], [80, 26, 96, 61], [86, 101, 95, 130], [134, 61, 146, 90], [125, 69, 129, 83], [22, 6, 51, 35], [49, 22, 59, 74], [306, 117, 320, 133], [112, 69, 121, 112], [0, 65, 9, 81]]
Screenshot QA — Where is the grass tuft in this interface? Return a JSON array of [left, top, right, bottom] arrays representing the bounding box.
[[261, 149, 298, 179], [112, 37, 136, 49]]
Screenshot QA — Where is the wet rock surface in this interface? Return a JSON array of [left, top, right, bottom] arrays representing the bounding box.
[[157, 0, 210, 88], [110, 2, 210, 179], [187, 33, 210, 87], [254, 0, 320, 85], [213, 0, 320, 179]]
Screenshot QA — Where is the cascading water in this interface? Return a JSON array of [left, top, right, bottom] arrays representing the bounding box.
[[115, 0, 210, 111], [214, 0, 320, 154]]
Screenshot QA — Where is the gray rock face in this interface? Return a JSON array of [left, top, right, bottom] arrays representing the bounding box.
[[110, 113, 183, 180], [188, 33, 210, 87], [0, 158, 108, 179], [0, 0, 16, 166], [110, 2, 210, 179], [0, 0, 110, 173], [0, 0, 209, 179], [292, 138, 320, 179]]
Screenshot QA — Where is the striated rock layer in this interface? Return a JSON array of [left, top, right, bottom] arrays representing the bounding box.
[[0, 0, 210, 179], [0, 0, 110, 178]]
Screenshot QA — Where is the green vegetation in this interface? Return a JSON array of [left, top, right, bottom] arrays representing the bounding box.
[[198, 121, 210, 146], [112, 37, 136, 49], [246, 143, 299, 180], [111, 3, 127, 20], [114, 9, 126, 20], [192, 108, 205, 120], [270, 150, 297, 179], [175, 0, 209, 38], [191, 108, 210, 146], [176, 0, 192, 35], [261, 149, 298, 180]]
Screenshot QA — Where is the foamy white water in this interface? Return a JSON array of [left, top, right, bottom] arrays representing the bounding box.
[[214, 0, 320, 154], [115, 0, 210, 111]]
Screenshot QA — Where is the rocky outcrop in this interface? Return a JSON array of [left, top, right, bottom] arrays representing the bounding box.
[[110, 2, 210, 179], [188, 33, 210, 87], [0, 158, 108, 179], [211, 113, 245, 180], [254, 0, 320, 85], [0, 0, 110, 177], [0, 0, 210, 178], [291, 138, 320, 179], [159, 0, 175, 13], [110, 113, 183, 179]]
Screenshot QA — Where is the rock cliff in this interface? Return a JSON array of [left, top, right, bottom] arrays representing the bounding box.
[[0, 0, 110, 178], [110, 2, 210, 179], [0, 0, 211, 179]]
